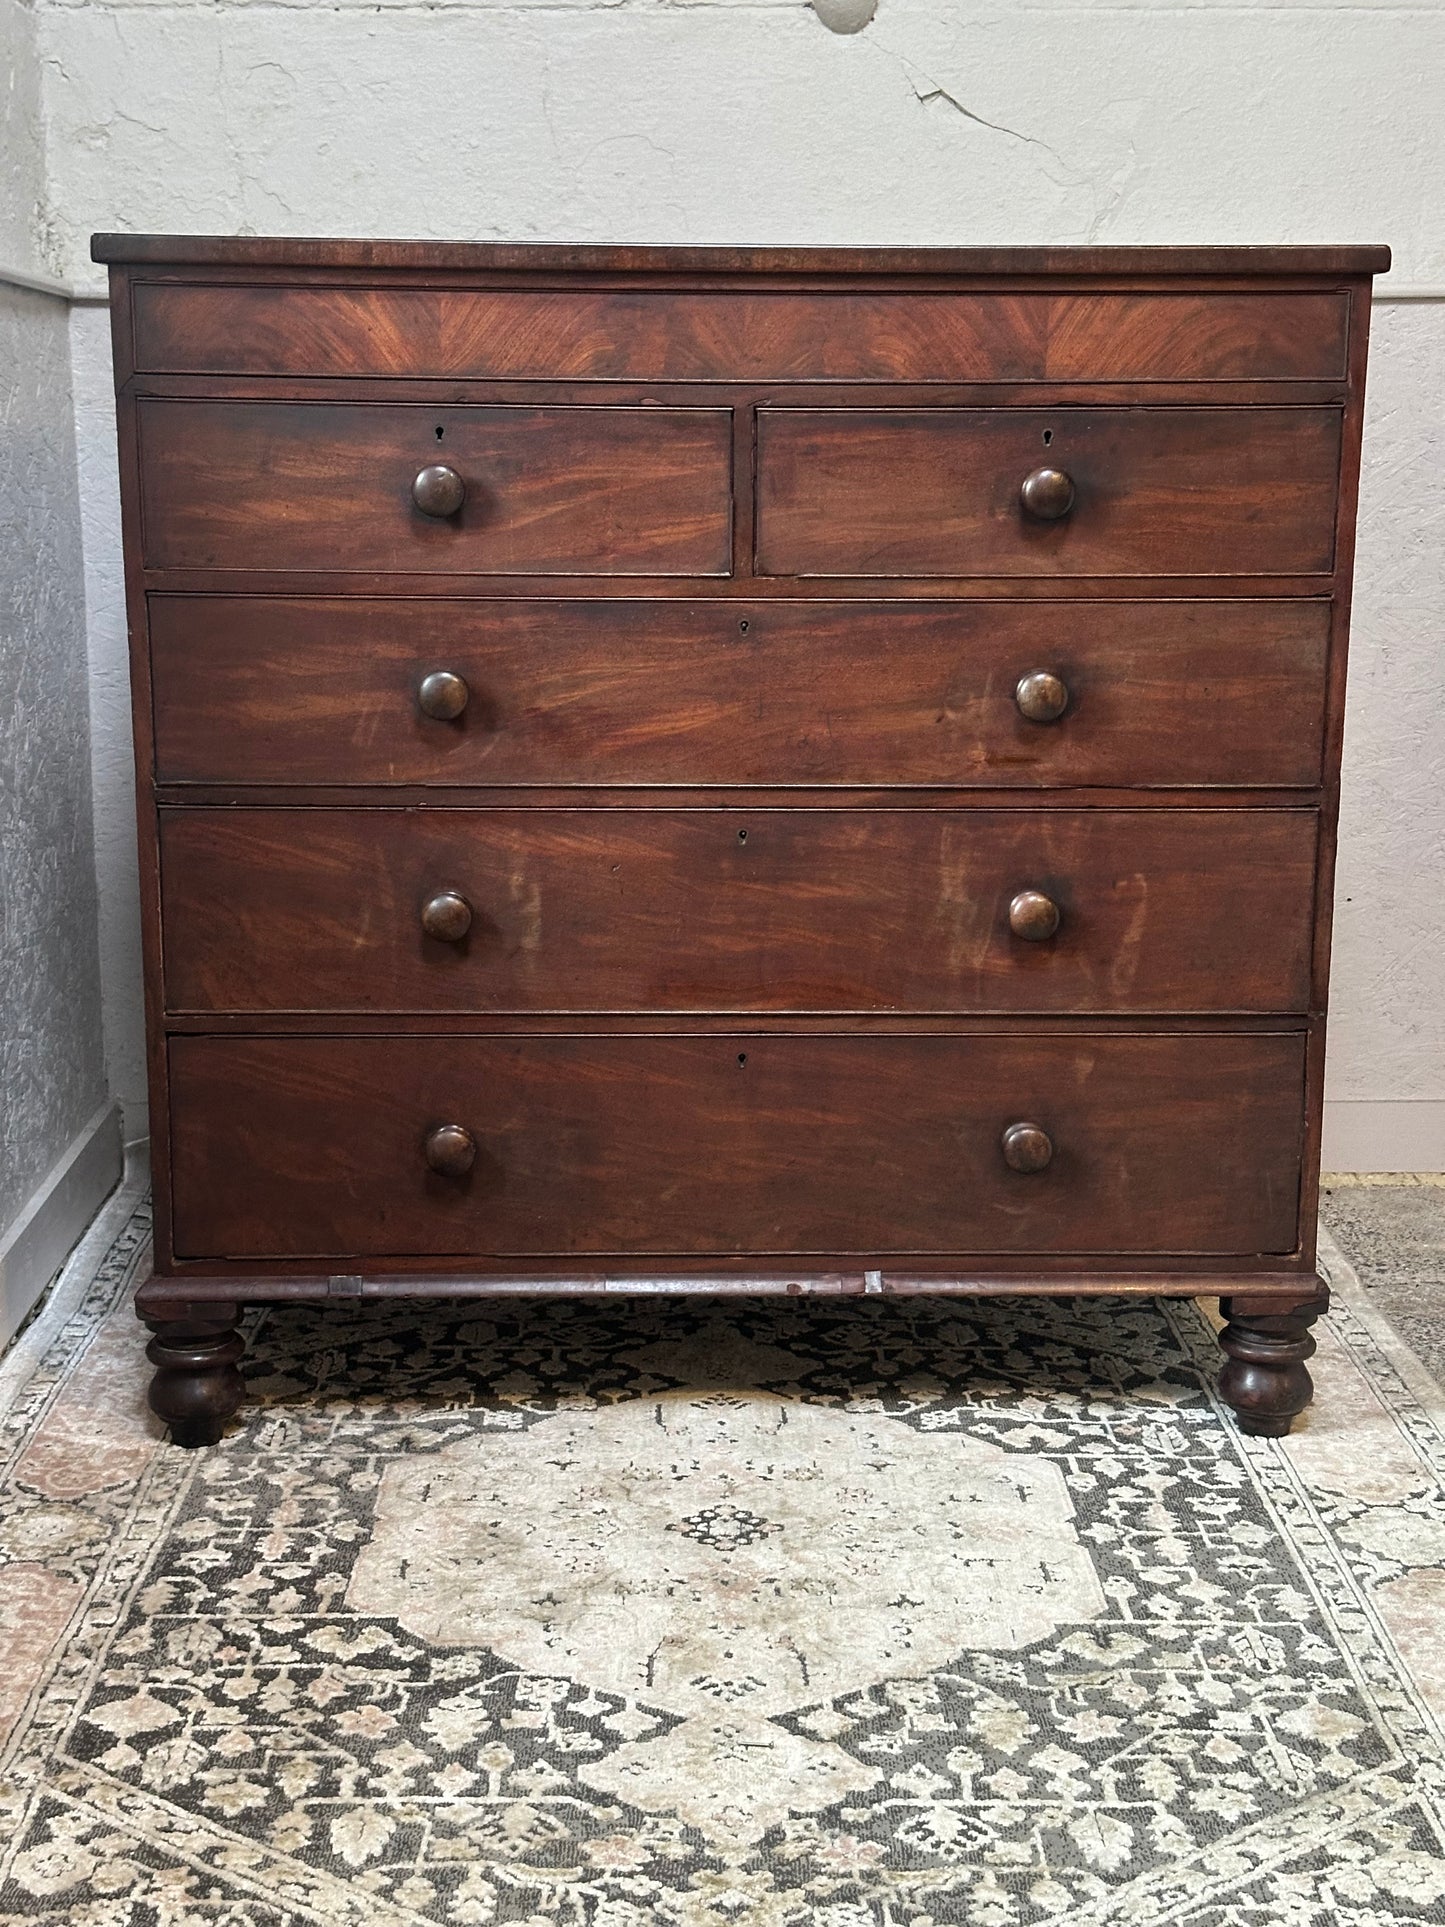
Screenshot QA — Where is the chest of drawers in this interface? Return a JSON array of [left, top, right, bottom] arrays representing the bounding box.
[[92, 236, 1388, 1446]]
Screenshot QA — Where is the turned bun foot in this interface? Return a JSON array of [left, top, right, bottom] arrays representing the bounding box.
[[1218, 1289, 1327, 1437], [140, 1304, 247, 1447]]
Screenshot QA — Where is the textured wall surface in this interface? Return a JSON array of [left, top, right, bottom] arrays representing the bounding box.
[[1331, 303, 1445, 1106], [32, 0, 1445, 293], [0, 283, 108, 1232], [68, 307, 145, 1146], [0, 0, 49, 276], [16, 0, 1445, 1162]]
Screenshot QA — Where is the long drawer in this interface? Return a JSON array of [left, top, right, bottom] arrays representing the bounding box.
[[137, 401, 734, 575], [757, 408, 1340, 577], [167, 1032, 1307, 1259], [131, 283, 1349, 382], [158, 807, 1318, 1015], [148, 597, 1330, 790]]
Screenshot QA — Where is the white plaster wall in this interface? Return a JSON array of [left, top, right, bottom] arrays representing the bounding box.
[[0, 283, 109, 1231], [0, 0, 116, 1288], [68, 304, 146, 1148], [28, 1, 1445, 288], [0, 0, 50, 279], [1327, 300, 1445, 1165], [24, 0, 1445, 1165]]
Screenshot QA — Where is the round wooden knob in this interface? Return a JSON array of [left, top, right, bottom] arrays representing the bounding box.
[[1020, 467, 1076, 521], [1014, 671, 1069, 724], [412, 464, 465, 518], [1001, 1122, 1053, 1173], [417, 670, 470, 721], [1008, 889, 1062, 942], [421, 890, 473, 942], [424, 1123, 476, 1177]]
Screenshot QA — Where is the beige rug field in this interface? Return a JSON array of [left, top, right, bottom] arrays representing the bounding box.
[[2, 1175, 1444, 1925]]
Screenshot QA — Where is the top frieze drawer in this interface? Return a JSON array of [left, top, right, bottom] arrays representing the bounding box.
[[128, 283, 1351, 384]]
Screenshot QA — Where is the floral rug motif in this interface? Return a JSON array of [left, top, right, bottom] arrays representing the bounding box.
[[2, 1185, 1445, 1925]]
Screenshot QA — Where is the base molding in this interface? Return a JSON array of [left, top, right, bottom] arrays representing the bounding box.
[[135, 1265, 1325, 1309], [0, 1104, 124, 1348]]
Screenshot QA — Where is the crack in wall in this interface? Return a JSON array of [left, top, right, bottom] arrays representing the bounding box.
[[1083, 127, 1141, 241], [870, 31, 1147, 239], [910, 80, 1062, 161], [872, 35, 1087, 189]]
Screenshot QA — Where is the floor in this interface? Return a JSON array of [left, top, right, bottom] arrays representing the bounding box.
[[1320, 1172, 1445, 1383], [6, 1177, 1445, 1924]]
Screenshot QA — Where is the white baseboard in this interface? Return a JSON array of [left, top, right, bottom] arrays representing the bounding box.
[[1321, 1100, 1445, 1174], [0, 1103, 124, 1348]]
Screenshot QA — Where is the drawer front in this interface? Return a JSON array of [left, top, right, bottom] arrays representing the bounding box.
[[149, 596, 1330, 790], [132, 283, 1349, 382], [756, 408, 1340, 578], [159, 807, 1317, 1015], [167, 1031, 1307, 1259], [137, 401, 734, 575]]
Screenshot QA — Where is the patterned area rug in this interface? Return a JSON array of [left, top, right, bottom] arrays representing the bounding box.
[[3, 1184, 1445, 1925]]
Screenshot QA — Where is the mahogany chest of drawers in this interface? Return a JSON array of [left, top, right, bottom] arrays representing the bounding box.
[[93, 236, 1388, 1445]]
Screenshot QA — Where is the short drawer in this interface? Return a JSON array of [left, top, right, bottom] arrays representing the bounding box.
[[148, 596, 1330, 790], [756, 407, 1340, 578], [131, 283, 1349, 382], [167, 1031, 1307, 1259], [158, 807, 1318, 1015], [137, 400, 734, 575]]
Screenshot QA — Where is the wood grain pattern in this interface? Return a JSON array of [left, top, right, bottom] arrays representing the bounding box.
[[138, 400, 734, 575], [92, 235, 1392, 274], [147, 596, 1331, 790], [157, 806, 1318, 1016], [166, 1031, 1308, 1260], [130, 284, 1349, 382], [94, 240, 1384, 1436], [756, 407, 1341, 578]]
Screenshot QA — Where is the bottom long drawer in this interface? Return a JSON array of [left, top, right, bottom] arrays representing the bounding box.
[[167, 1033, 1306, 1261]]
